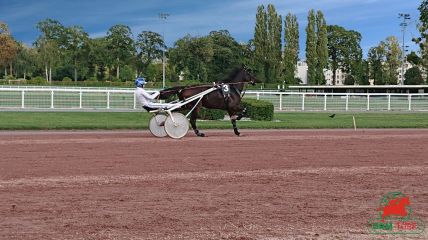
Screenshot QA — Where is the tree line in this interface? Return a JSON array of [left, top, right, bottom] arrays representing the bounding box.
[[1, 2, 427, 85]]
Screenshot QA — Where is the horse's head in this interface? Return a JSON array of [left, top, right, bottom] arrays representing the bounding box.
[[159, 86, 185, 100], [400, 197, 410, 206], [223, 66, 260, 86], [240, 65, 260, 86]]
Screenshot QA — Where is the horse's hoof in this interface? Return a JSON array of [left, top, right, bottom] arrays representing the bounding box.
[[197, 133, 205, 137], [234, 132, 240, 136]]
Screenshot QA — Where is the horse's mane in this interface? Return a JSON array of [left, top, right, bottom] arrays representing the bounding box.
[[219, 67, 242, 83], [159, 67, 247, 99], [159, 84, 211, 99]]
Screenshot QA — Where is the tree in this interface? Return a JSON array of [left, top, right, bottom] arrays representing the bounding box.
[[344, 75, 356, 85], [407, 51, 421, 66], [13, 43, 38, 79], [327, 25, 362, 85], [414, 0, 428, 75], [367, 37, 402, 85], [34, 19, 66, 82], [254, 4, 282, 83], [145, 62, 163, 82], [266, 4, 282, 83], [106, 25, 135, 80], [404, 67, 424, 85], [169, 35, 213, 81], [305, 10, 317, 85], [241, 39, 255, 72], [315, 10, 328, 85], [367, 45, 386, 85], [135, 31, 165, 75], [254, 5, 267, 82], [0, 22, 18, 78], [36, 39, 60, 82], [283, 13, 299, 84], [383, 36, 401, 84], [360, 60, 370, 85], [64, 26, 89, 81], [88, 37, 111, 80], [207, 30, 243, 81]]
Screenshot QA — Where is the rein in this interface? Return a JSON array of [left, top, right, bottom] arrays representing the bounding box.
[[161, 81, 252, 93]]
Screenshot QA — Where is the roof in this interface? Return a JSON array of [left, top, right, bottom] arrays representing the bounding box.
[[288, 85, 428, 89]]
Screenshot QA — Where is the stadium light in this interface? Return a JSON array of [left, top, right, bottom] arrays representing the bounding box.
[[159, 13, 170, 89]]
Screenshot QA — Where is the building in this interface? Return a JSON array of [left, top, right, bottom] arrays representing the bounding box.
[[288, 85, 428, 93], [296, 60, 421, 86], [324, 68, 347, 85], [296, 61, 308, 84], [295, 61, 347, 85]]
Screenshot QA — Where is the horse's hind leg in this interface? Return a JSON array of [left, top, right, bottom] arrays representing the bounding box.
[[228, 111, 240, 136], [190, 108, 205, 137]]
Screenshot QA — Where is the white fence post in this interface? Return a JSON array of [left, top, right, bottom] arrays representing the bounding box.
[[107, 91, 110, 109], [79, 91, 83, 109], [388, 94, 391, 111], [50, 90, 54, 109], [133, 93, 136, 109], [408, 94, 412, 111], [324, 94, 327, 111], [21, 90, 25, 109], [302, 94, 305, 111], [279, 93, 283, 111], [256, 93, 260, 100], [367, 95, 370, 111], [345, 94, 349, 111]]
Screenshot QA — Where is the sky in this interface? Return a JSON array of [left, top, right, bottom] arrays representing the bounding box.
[[0, 0, 422, 59]]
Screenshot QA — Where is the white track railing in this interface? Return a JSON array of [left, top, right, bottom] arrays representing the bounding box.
[[246, 91, 428, 112], [0, 87, 428, 112]]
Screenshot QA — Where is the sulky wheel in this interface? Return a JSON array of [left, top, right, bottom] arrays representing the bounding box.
[[164, 112, 189, 139], [149, 114, 168, 137]]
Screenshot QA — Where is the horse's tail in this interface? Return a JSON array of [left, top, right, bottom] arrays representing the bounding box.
[[159, 86, 186, 99]]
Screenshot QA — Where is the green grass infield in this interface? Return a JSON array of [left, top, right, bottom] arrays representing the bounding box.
[[1, 111, 428, 130]]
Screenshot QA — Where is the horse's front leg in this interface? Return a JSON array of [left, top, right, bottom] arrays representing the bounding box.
[[236, 105, 247, 121], [190, 106, 205, 137]]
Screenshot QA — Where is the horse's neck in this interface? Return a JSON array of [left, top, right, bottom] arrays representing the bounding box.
[[232, 82, 245, 92]]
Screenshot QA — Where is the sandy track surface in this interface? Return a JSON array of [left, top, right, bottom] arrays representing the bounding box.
[[1, 129, 427, 239]]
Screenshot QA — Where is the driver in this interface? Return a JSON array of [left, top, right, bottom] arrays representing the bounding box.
[[135, 77, 173, 112]]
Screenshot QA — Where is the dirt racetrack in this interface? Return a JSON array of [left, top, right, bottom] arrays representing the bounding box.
[[0, 129, 427, 240]]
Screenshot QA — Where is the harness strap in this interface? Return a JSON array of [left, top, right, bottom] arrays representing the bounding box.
[[185, 96, 204, 118]]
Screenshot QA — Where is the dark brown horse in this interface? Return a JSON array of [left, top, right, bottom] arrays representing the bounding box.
[[159, 67, 259, 137]]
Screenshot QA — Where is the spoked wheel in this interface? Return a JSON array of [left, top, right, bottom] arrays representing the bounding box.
[[164, 112, 189, 139], [149, 114, 167, 137]]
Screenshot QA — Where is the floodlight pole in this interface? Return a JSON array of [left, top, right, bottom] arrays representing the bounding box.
[[399, 13, 410, 85], [159, 13, 169, 89]]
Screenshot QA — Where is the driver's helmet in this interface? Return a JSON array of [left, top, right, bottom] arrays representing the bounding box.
[[135, 77, 147, 88]]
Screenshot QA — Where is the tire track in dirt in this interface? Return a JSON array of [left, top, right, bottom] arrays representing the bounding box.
[[1, 166, 426, 188]]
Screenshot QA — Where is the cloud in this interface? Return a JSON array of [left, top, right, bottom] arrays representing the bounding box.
[[2, 0, 422, 57]]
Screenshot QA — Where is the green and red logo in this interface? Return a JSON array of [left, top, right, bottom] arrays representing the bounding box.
[[368, 192, 425, 235]]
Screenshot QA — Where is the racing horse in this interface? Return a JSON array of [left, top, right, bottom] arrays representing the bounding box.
[[159, 67, 259, 137]]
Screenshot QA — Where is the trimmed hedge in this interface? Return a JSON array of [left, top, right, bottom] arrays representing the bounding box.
[[199, 108, 225, 120], [241, 98, 274, 121]]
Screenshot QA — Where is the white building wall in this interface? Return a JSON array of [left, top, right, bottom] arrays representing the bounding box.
[[296, 61, 308, 84], [295, 60, 422, 86], [296, 61, 347, 85], [324, 69, 347, 85]]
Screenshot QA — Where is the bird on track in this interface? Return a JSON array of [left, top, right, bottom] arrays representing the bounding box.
[[329, 114, 336, 118]]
